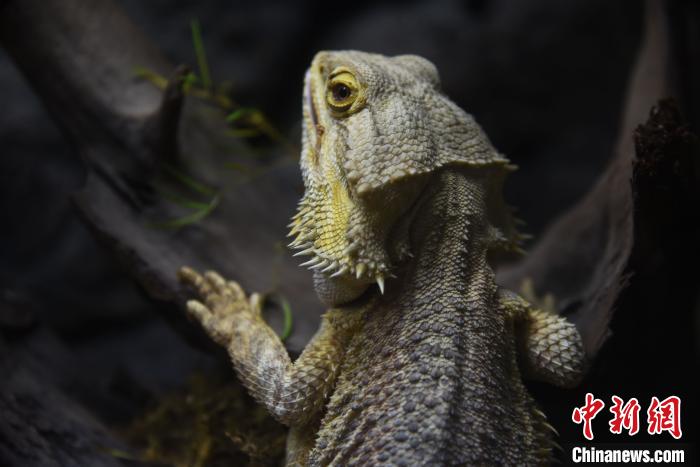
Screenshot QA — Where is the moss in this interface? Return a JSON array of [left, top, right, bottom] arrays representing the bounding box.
[[124, 373, 287, 466]]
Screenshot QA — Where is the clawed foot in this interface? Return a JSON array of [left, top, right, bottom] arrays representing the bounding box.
[[178, 266, 262, 346]]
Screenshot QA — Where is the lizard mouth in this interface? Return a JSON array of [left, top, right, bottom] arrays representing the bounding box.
[[292, 65, 390, 298]]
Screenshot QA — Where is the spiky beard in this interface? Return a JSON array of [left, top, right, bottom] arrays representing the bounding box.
[[287, 193, 388, 294]]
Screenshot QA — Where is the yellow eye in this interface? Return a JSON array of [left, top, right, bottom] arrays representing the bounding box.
[[326, 71, 359, 113]]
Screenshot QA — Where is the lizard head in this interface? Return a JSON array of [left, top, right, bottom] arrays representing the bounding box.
[[289, 51, 509, 306]]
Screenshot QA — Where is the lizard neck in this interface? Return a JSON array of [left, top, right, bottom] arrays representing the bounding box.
[[401, 167, 491, 290]]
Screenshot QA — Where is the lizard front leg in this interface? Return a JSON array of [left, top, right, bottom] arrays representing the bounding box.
[[178, 266, 362, 429], [499, 288, 586, 388]]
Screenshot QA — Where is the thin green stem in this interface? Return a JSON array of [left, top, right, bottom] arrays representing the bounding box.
[[190, 19, 212, 92]]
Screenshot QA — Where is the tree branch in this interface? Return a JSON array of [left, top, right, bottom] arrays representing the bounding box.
[[498, 0, 698, 360]]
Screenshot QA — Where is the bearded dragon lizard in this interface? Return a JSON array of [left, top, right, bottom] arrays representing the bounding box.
[[179, 51, 585, 466]]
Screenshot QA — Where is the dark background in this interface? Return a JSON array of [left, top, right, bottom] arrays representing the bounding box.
[[1, 0, 697, 465]]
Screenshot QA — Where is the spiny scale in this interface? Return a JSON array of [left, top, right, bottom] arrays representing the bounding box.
[[299, 258, 320, 267], [330, 266, 348, 278], [376, 275, 385, 294], [287, 188, 392, 289], [311, 260, 329, 270], [293, 247, 315, 257], [343, 242, 360, 255]]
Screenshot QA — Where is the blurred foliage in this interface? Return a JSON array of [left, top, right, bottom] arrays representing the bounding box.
[[260, 292, 295, 343], [134, 18, 296, 230], [134, 18, 293, 153], [126, 23, 298, 465], [149, 164, 220, 230], [279, 296, 294, 343]]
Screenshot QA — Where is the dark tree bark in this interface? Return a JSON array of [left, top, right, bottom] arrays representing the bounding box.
[[1, 297, 131, 466], [500, 0, 698, 360], [0, 0, 323, 355]]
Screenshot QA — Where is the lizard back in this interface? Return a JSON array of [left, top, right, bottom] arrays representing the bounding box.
[[309, 169, 549, 466]]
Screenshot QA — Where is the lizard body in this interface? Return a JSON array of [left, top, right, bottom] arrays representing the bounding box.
[[180, 51, 585, 466]]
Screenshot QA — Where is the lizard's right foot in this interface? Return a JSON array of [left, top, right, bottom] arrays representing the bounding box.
[[178, 266, 261, 345]]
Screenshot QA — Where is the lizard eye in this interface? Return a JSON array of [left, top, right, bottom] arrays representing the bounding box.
[[326, 70, 359, 114]]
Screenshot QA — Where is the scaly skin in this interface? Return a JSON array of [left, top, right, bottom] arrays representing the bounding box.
[[179, 51, 585, 466]]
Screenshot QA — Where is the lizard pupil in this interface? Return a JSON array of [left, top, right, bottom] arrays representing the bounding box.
[[333, 83, 351, 101]]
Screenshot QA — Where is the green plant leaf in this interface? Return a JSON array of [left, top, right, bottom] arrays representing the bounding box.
[[151, 194, 220, 230], [133, 66, 168, 89], [225, 108, 255, 123], [163, 164, 217, 197], [279, 297, 294, 342], [190, 19, 212, 92]]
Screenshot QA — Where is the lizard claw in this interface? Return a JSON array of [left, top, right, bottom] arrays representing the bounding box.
[[185, 299, 211, 322], [178, 266, 256, 345], [204, 270, 227, 294], [178, 266, 214, 298], [179, 266, 246, 306]]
